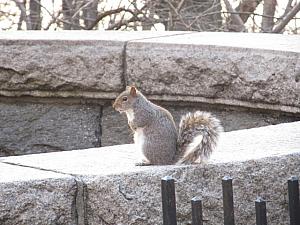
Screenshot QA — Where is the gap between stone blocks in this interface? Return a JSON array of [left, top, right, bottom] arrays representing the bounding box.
[[1, 161, 88, 225], [120, 32, 195, 89]]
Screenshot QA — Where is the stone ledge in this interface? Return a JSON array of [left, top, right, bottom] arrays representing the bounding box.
[[0, 31, 189, 95], [2, 121, 300, 175], [127, 32, 300, 110], [0, 31, 299, 114], [0, 121, 299, 224]]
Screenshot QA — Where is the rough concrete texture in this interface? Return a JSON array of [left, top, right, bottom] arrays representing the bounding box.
[[101, 103, 299, 146], [0, 101, 101, 156], [0, 39, 123, 93], [0, 163, 76, 225], [0, 31, 188, 97], [126, 32, 300, 110], [1, 121, 299, 225], [101, 105, 133, 146]]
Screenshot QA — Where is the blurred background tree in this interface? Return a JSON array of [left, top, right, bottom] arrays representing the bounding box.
[[0, 0, 299, 33]]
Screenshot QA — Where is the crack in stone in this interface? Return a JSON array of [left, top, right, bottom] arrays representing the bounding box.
[[121, 32, 195, 89], [73, 177, 88, 225], [121, 41, 128, 89], [118, 184, 134, 201], [0, 66, 25, 77]]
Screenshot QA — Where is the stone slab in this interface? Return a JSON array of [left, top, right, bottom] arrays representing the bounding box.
[[2, 121, 299, 174], [1, 122, 299, 224], [0, 163, 76, 225], [0, 101, 101, 156], [0, 31, 189, 98], [101, 103, 299, 146], [0, 35, 123, 94], [85, 154, 300, 225], [126, 32, 300, 111]]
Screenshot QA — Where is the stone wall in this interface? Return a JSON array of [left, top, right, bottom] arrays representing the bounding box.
[[1, 121, 300, 225], [0, 31, 299, 156]]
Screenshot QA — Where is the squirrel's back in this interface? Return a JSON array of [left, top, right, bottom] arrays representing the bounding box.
[[176, 111, 222, 164]]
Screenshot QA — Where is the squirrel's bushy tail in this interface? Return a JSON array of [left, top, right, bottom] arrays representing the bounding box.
[[176, 111, 222, 165]]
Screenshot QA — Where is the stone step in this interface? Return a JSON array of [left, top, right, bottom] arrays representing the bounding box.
[[0, 121, 299, 225]]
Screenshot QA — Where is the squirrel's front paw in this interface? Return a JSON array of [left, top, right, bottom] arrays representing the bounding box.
[[135, 160, 152, 166]]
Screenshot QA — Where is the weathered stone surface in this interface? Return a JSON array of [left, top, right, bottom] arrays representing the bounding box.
[[0, 101, 101, 156], [2, 121, 300, 225], [101, 103, 299, 146], [126, 32, 300, 110], [0, 31, 188, 98], [0, 163, 76, 225], [85, 154, 299, 225], [0, 37, 123, 93]]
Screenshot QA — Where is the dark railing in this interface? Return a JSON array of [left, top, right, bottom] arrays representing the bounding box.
[[161, 176, 300, 225]]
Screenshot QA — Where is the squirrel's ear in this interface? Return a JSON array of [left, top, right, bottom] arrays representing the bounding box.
[[129, 86, 137, 97]]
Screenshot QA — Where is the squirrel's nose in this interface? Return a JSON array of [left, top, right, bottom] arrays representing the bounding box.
[[112, 100, 116, 108]]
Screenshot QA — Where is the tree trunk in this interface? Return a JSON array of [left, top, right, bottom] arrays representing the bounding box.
[[62, 0, 81, 30], [261, 0, 276, 32], [29, 0, 41, 30], [83, 0, 98, 29], [14, 0, 32, 30]]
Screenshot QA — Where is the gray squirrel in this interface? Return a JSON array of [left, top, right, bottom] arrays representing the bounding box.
[[113, 86, 223, 165]]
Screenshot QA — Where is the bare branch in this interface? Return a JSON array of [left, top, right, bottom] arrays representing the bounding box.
[[272, 1, 300, 33], [165, 0, 190, 30], [222, 11, 282, 20], [106, 15, 139, 30], [106, 5, 147, 30], [38, 1, 84, 30], [44, 10, 62, 30], [109, 0, 123, 27], [177, 0, 186, 12], [281, 0, 294, 18], [188, 2, 222, 30], [224, 0, 245, 32], [86, 7, 126, 30], [72, 0, 92, 19], [235, 0, 262, 22]]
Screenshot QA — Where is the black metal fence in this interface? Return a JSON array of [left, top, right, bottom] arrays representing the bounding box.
[[161, 176, 300, 225]]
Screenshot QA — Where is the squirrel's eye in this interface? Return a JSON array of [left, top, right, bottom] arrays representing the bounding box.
[[122, 96, 128, 102]]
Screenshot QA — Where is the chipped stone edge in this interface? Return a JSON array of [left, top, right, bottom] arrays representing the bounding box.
[[0, 161, 89, 225], [1, 90, 299, 114]]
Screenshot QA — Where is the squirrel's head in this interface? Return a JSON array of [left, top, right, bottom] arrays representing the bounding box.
[[113, 86, 138, 113]]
